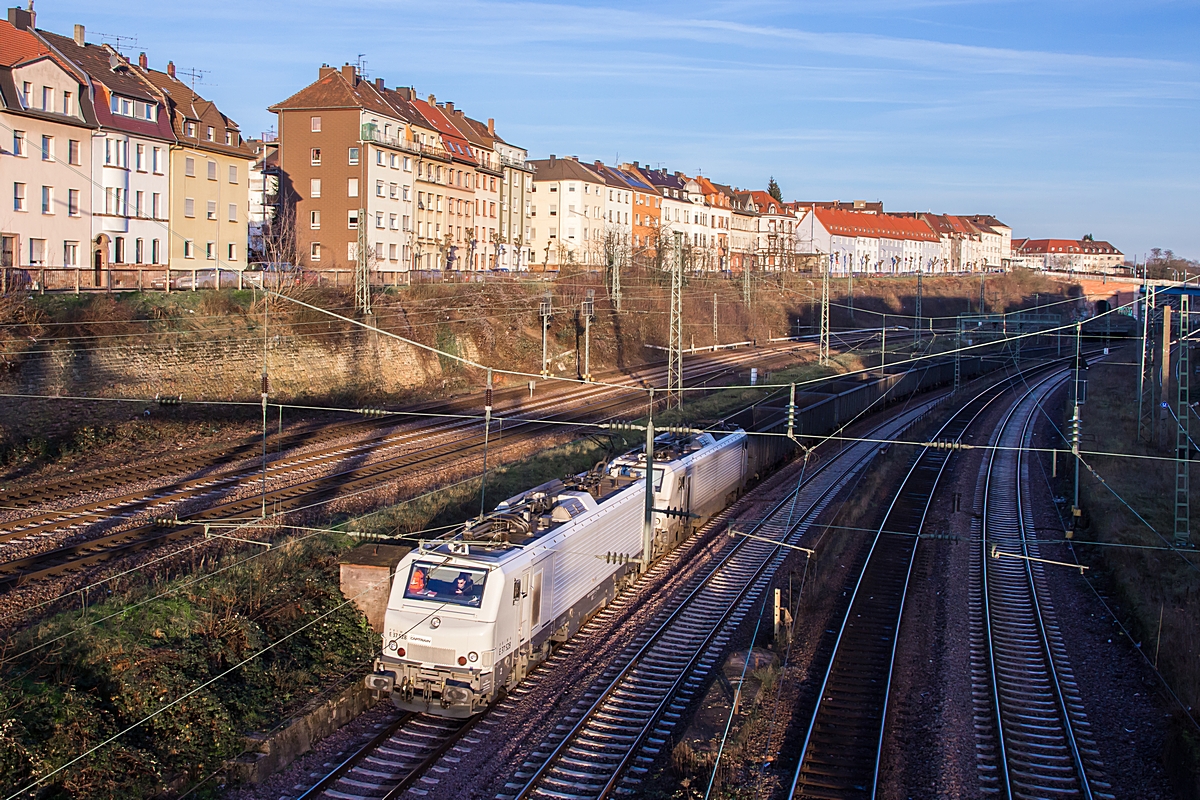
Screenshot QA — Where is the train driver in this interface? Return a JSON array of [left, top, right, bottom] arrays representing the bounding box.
[[453, 572, 479, 601]]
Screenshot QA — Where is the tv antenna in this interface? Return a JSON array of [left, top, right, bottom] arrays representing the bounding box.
[[95, 32, 138, 55], [356, 53, 369, 77], [177, 67, 211, 90]]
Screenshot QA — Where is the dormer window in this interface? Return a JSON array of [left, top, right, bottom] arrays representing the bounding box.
[[111, 96, 158, 122], [184, 121, 197, 137], [206, 126, 214, 141], [225, 130, 234, 145]]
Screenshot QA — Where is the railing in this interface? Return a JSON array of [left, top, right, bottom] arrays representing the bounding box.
[[359, 128, 451, 161]]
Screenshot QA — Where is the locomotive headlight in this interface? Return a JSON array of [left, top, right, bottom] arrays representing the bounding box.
[[467, 651, 479, 663], [430, 617, 441, 629], [385, 638, 399, 652]]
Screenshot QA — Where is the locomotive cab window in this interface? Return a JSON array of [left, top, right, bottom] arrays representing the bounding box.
[[404, 562, 487, 607]]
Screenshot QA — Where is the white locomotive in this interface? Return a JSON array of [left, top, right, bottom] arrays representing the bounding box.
[[365, 429, 748, 717]]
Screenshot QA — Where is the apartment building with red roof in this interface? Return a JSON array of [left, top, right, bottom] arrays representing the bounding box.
[[1012, 238, 1124, 274], [795, 206, 940, 274], [0, 7, 94, 272]]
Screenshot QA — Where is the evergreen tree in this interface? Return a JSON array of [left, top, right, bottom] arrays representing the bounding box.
[[767, 177, 782, 202]]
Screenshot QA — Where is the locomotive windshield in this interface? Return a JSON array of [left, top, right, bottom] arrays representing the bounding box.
[[403, 562, 487, 607]]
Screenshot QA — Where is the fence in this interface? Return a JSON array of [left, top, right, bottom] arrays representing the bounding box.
[[0, 266, 559, 295]]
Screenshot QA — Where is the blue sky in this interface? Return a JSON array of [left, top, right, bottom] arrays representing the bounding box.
[[31, 0, 1200, 259]]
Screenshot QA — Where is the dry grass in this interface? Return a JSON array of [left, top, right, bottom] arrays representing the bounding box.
[[1072, 345, 1200, 797]]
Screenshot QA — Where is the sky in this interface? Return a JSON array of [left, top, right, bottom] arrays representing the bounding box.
[[28, 0, 1200, 260]]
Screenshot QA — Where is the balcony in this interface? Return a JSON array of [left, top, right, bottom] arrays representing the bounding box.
[[499, 153, 532, 171], [360, 125, 451, 162]]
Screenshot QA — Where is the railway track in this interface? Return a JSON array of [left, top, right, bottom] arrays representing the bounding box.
[[0, 346, 814, 591], [489, 389, 947, 800], [0, 342, 799, 537], [787, 365, 1054, 800], [975, 372, 1112, 799], [292, 713, 471, 800]]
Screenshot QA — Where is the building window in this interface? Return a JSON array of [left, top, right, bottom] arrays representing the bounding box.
[[185, 121, 197, 137], [64, 241, 78, 266], [136, 143, 146, 171], [310, 242, 321, 261], [228, 165, 238, 184], [29, 238, 45, 266], [310, 116, 321, 132], [40, 135, 52, 161], [206, 242, 216, 260], [376, 211, 384, 229], [310, 178, 322, 198], [185, 157, 196, 177], [152, 193, 161, 219], [348, 242, 358, 261], [62, 90, 72, 115], [389, 213, 398, 230], [21, 81, 31, 107], [228, 203, 237, 222], [310, 210, 321, 229], [348, 209, 359, 229], [184, 197, 195, 218], [376, 150, 384, 166], [135, 191, 144, 217], [151, 239, 160, 264], [347, 177, 359, 197], [207, 161, 217, 181], [182, 239, 195, 258], [403, 156, 411, 171], [68, 189, 80, 217], [348, 147, 359, 165], [67, 139, 80, 165], [228, 242, 237, 260], [206, 201, 217, 220], [153, 148, 163, 173], [389, 243, 397, 261], [310, 148, 321, 165], [134, 238, 143, 264], [13, 182, 25, 212], [376, 180, 385, 197], [225, 130, 233, 146], [113, 236, 125, 264], [41, 186, 52, 214], [206, 126, 214, 141], [13, 130, 24, 157]]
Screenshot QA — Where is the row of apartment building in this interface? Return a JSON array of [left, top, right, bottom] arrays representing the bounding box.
[[2, 6, 1125, 279], [0, 6, 255, 275]]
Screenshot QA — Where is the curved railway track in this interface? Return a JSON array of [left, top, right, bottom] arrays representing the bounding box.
[[976, 372, 1113, 799], [787, 364, 1060, 800], [0, 352, 781, 591], [488, 390, 947, 800]]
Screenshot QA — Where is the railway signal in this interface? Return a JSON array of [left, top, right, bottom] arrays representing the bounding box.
[[582, 290, 595, 382]]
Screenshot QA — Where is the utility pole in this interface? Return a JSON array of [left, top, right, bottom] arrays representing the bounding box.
[[1137, 285, 1157, 443], [743, 254, 752, 308], [669, 233, 684, 408], [480, 368, 493, 520], [611, 251, 623, 313], [540, 292, 552, 378], [642, 389, 656, 570], [953, 315, 962, 395], [1070, 322, 1082, 534], [1176, 295, 1191, 546], [881, 314, 887, 371], [820, 253, 831, 366], [847, 255, 855, 321], [582, 289, 595, 382], [712, 292, 718, 345], [979, 272, 986, 315], [914, 265, 923, 344], [261, 288, 269, 519], [1162, 304, 1174, 448], [355, 206, 371, 314]]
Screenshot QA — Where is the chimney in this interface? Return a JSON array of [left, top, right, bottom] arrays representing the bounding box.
[[395, 86, 412, 100], [427, 93, 436, 105], [166, 60, 175, 78], [8, 4, 33, 30], [341, 63, 356, 83], [444, 101, 454, 113], [549, 154, 556, 168], [570, 155, 578, 161], [73, 23, 85, 45], [375, 77, 384, 89], [319, 64, 335, 79], [138, 52, 148, 70], [487, 118, 495, 136]]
